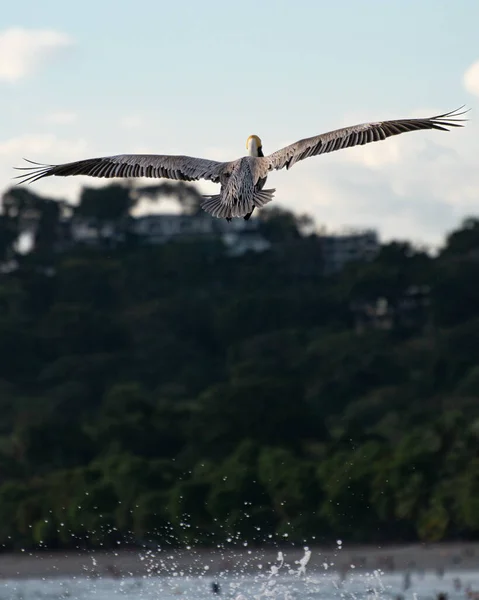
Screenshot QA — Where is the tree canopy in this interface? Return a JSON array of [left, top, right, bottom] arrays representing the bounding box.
[[0, 181, 479, 550]]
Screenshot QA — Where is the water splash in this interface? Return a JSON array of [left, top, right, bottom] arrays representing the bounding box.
[[296, 546, 311, 576], [1, 542, 463, 600]]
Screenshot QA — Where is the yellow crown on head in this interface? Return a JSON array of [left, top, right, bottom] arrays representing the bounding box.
[[246, 134, 262, 149]]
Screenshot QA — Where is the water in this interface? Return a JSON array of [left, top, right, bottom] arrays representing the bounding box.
[[2, 551, 478, 600]]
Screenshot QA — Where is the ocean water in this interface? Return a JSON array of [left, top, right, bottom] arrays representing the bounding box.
[[2, 563, 478, 600]]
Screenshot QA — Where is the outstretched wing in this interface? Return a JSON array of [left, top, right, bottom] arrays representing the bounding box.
[[263, 107, 468, 173], [14, 154, 227, 185]]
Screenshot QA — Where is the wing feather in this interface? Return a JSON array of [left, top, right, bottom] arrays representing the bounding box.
[[14, 154, 227, 185], [263, 107, 468, 173]]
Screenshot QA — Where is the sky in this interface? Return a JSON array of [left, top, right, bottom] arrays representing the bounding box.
[[1, 0, 478, 247]]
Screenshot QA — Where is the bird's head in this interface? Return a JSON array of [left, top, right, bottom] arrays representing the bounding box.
[[246, 134, 263, 157]]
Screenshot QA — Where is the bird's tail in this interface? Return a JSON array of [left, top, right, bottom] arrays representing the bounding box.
[[201, 188, 276, 219], [201, 195, 231, 219], [252, 188, 276, 208]]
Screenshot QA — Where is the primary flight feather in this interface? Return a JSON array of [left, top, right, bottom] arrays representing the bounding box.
[[14, 107, 468, 221]]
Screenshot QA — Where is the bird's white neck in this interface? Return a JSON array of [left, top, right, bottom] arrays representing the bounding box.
[[247, 138, 261, 157]]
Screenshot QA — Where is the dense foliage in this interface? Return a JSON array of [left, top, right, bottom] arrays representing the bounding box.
[[1, 182, 479, 550]]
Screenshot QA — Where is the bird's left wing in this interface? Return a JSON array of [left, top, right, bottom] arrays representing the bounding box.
[[14, 154, 227, 185], [261, 107, 468, 173]]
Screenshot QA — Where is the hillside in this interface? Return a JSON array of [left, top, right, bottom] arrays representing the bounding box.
[[1, 183, 479, 550]]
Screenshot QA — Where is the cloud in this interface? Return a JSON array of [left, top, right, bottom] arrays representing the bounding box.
[[44, 111, 77, 125], [464, 59, 479, 98], [0, 28, 73, 82], [0, 133, 87, 159], [119, 115, 144, 130]]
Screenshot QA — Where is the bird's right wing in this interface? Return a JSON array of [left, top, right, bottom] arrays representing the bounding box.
[[262, 107, 468, 173], [14, 154, 228, 185]]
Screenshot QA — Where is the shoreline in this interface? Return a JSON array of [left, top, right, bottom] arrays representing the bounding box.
[[1, 542, 479, 580]]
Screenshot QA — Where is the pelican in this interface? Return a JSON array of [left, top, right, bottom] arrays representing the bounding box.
[[15, 107, 467, 221]]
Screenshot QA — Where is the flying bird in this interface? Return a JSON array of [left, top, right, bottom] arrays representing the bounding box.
[[15, 107, 467, 221]]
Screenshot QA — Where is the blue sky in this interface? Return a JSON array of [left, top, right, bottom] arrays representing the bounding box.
[[1, 0, 478, 245]]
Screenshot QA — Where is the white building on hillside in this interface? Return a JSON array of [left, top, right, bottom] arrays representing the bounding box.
[[70, 213, 270, 256], [319, 228, 379, 274]]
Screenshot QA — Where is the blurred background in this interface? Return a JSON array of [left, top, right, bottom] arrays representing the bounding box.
[[1, 0, 479, 563]]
